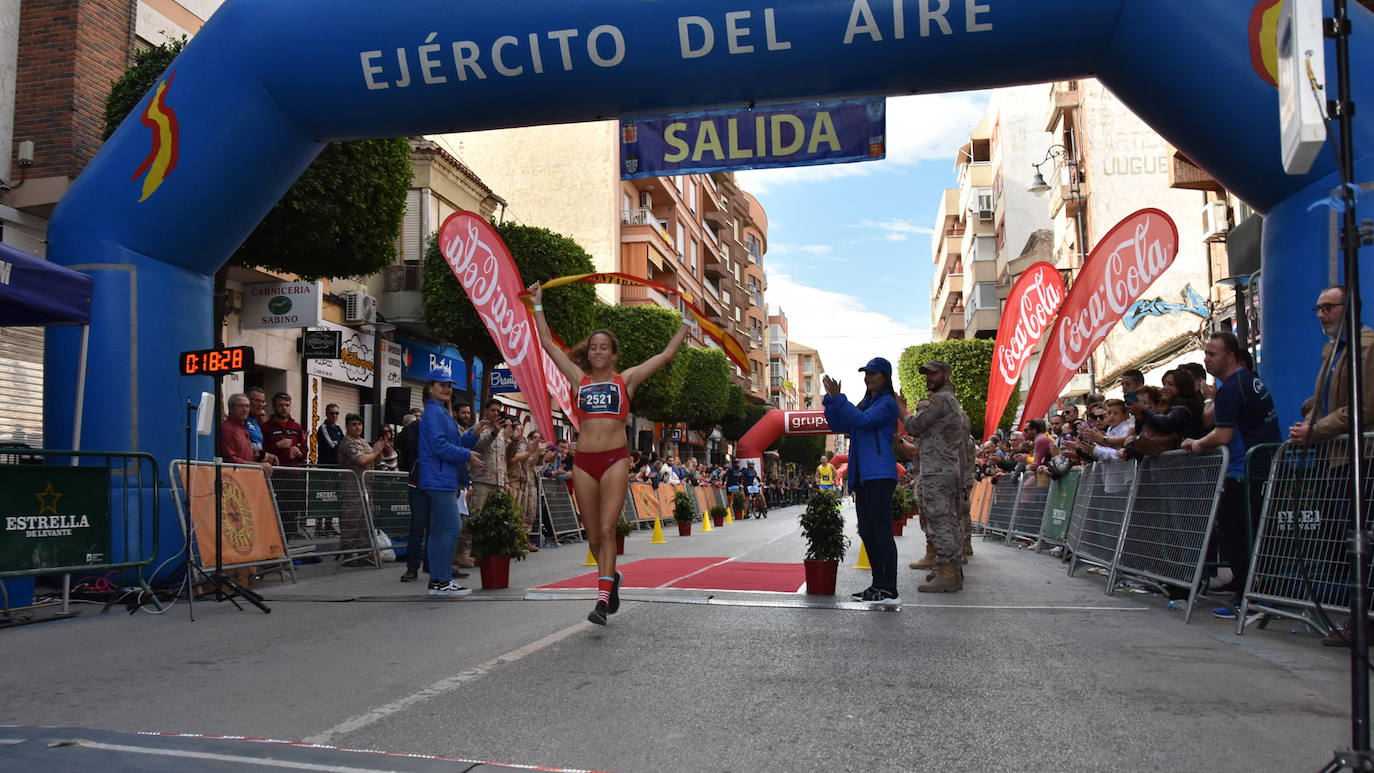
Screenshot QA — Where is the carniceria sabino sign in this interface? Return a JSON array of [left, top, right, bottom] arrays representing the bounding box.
[[241, 280, 322, 329]]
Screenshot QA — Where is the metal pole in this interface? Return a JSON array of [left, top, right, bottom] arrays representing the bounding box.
[[1067, 152, 1096, 396], [1330, 0, 1370, 756]]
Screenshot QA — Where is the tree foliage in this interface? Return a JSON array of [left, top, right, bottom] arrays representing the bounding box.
[[897, 339, 1020, 439], [422, 222, 598, 368], [721, 401, 769, 442], [724, 384, 748, 422], [103, 39, 411, 281], [769, 433, 825, 469], [590, 304, 683, 421], [670, 347, 731, 429]]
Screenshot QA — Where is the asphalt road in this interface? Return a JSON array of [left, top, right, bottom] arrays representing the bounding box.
[[0, 501, 1359, 772]]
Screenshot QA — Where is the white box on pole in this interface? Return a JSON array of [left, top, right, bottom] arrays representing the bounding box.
[[1278, 0, 1328, 175]]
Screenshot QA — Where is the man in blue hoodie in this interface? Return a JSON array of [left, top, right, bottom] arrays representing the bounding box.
[[823, 357, 900, 605]]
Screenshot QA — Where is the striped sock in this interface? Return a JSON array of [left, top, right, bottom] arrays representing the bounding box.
[[597, 576, 614, 605]]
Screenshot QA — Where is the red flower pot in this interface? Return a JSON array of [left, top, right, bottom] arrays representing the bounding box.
[[677, 521, 692, 537], [803, 558, 838, 595], [478, 555, 511, 589], [891, 520, 905, 536], [616, 534, 626, 555], [712, 516, 725, 527]]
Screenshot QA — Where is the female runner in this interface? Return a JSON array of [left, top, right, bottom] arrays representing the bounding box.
[[528, 281, 688, 624]]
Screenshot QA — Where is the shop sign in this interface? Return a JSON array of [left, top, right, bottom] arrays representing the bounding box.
[[241, 281, 322, 329]]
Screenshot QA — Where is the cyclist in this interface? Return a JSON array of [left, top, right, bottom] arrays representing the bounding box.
[[743, 460, 767, 518]]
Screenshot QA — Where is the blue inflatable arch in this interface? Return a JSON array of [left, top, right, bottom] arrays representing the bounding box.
[[45, 0, 1374, 571]]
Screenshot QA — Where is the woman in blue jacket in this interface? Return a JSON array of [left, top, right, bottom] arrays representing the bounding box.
[[417, 367, 483, 597], [822, 357, 900, 605]]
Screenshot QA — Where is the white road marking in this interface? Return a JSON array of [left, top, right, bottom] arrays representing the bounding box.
[[302, 621, 591, 745]]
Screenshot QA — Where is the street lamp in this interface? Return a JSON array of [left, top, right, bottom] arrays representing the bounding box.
[[1029, 143, 1095, 394]]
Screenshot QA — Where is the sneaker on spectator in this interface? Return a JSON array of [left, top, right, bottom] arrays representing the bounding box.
[[850, 586, 875, 602], [868, 588, 900, 606], [1212, 606, 1237, 620], [428, 580, 471, 597], [400, 570, 418, 583]]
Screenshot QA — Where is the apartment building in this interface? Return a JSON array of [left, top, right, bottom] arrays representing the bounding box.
[[768, 309, 796, 410]]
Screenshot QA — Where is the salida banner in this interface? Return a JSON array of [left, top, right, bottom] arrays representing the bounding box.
[[1019, 209, 1180, 428], [437, 212, 557, 444], [619, 98, 885, 179], [985, 262, 1065, 440]]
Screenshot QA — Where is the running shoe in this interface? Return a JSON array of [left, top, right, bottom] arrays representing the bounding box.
[[869, 588, 900, 606], [588, 600, 609, 626], [608, 571, 623, 615], [1212, 606, 1237, 620], [850, 586, 875, 602], [428, 580, 471, 596]]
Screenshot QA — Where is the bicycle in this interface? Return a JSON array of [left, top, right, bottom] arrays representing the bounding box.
[[748, 486, 768, 519]]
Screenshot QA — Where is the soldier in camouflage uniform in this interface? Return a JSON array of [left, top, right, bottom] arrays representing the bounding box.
[[959, 413, 976, 561], [899, 359, 969, 592]]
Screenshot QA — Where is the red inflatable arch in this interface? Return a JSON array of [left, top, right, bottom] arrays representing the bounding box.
[[736, 412, 904, 477]]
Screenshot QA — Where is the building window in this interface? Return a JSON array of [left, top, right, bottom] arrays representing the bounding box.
[[676, 222, 686, 261]]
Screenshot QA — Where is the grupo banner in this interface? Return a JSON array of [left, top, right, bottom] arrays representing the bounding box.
[[985, 262, 1065, 440], [1019, 209, 1180, 428], [437, 211, 556, 444], [619, 98, 885, 179]]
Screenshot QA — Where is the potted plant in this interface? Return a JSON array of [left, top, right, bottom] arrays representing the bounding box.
[[890, 487, 913, 536], [731, 490, 747, 520], [469, 491, 529, 589], [799, 490, 849, 595], [709, 505, 727, 528], [673, 490, 698, 536], [615, 517, 635, 555]]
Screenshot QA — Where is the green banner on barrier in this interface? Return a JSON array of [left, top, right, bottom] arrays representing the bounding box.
[[0, 466, 111, 572], [1042, 470, 1081, 543]]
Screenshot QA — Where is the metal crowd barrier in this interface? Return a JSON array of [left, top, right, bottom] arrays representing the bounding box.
[[1007, 472, 1051, 545], [361, 470, 411, 558], [1065, 462, 1136, 577], [1037, 469, 1081, 553], [169, 460, 297, 582], [981, 473, 1020, 539], [2, 450, 162, 615], [267, 466, 382, 568], [1240, 434, 1374, 635], [1107, 449, 1229, 623]]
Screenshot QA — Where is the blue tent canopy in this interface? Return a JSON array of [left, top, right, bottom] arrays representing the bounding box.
[[0, 241, 93, 326]]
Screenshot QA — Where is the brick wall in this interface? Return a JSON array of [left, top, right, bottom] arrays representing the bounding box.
[[14, 0, 134, 179]]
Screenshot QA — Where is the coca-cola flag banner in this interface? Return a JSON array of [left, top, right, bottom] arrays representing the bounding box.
[[437, 211, 557, 445], [985, 262, 1065, 440], [1019, 208, 1180, 429]]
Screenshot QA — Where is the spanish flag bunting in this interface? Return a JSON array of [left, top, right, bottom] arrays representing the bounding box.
[[522, 272, 750, 375]]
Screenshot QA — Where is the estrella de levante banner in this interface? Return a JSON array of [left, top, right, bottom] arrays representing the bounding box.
[[1019, 209, 1180, 429], [437, 211, 558, 444], [985, 262, 1065, 441], [619, 98, 885, 179]]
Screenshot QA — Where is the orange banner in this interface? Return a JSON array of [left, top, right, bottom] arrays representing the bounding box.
[[694, 485, 714, 516], [628, 482, 662, 522], [180, 463, 285, 566], [526, 272, 749, 374], [970, 478, 993, 526], [657, 483, 685, 522]]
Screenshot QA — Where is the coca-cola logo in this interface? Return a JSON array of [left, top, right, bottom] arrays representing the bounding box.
[[439, 216, 533, 366], [995, 266, 1064, 386], [1056, 214, 1177, 371]]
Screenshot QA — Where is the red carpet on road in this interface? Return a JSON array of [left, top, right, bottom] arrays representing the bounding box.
[[535, 557, 804, 593], [668, 561, 804, 593]]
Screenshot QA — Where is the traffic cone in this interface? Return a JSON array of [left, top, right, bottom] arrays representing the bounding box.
[[650, 517, 666, 544], [580, 546, 597, 567], [853, 543, 871, 570], [725, 509, 735, 525], [701, 512, 713, 532]]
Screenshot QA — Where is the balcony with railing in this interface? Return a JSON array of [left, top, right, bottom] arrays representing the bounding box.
[[621, 282, 674, 309], [621, 208, 675, 254]]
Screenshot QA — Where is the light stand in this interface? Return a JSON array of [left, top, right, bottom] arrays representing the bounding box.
[[1321, 1, 1372, 769]]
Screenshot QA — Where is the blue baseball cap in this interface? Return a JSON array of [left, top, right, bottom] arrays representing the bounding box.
[[426, 366, 455, 384], [858, 357, 892, 376]]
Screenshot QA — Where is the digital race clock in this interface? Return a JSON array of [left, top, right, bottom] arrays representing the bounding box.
[[179, 346, 254, 376]]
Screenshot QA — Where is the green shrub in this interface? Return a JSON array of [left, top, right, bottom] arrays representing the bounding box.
[[470, 491, 530, 561], [673, 490, 698, 523], [799, 490, 849, 561]]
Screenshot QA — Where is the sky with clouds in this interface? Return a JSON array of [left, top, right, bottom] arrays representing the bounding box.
[[736, 91, 989, 402]]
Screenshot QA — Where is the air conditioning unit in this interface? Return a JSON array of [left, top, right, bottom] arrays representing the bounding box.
[[343, 291, 377, 324], [978, 208, 994, 222], [1201, 200, 1230, 242], [639, 191, 652, 209]]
